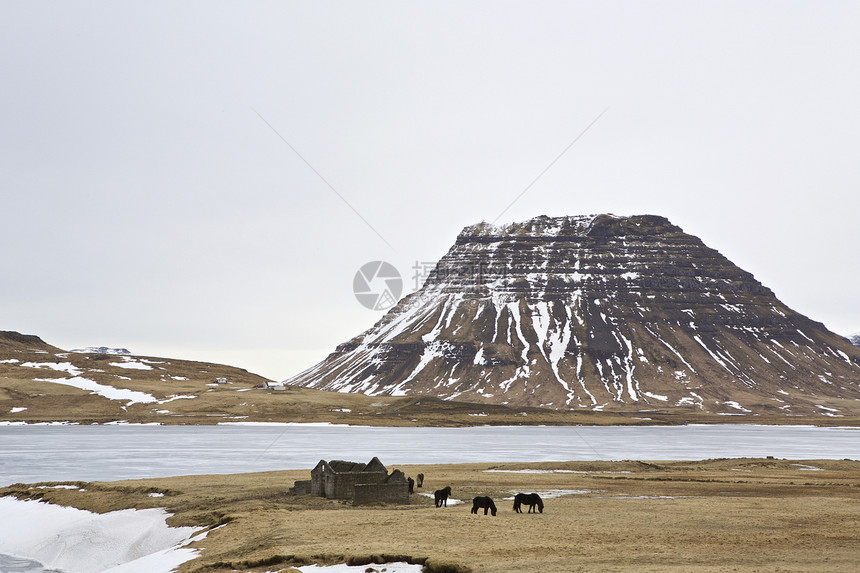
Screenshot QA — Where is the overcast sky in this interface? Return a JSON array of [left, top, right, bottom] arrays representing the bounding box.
[[2, 1, 858, 380]]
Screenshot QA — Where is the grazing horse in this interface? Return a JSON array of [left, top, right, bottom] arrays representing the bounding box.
[[513, 493, 544, 513], [471, 496, 497, 516], [434, 486, 452, 507], [407, 477, 415, 494], [416, 473, 424, 488]]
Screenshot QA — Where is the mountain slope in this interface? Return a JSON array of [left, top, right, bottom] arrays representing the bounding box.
[[287, 214, 860, 416], [6, 331, 582, 426]]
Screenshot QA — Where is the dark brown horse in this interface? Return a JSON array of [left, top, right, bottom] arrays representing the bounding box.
[[416, 473, 424, 488], [471, 496, 497, 516], [513, 493, 544, 513], [434, 486, 452, 507]]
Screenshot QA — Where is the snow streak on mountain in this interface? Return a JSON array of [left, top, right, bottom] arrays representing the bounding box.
[[288, 215, 860, 415]]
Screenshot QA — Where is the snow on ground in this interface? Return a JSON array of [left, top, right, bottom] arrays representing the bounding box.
[[417, 493, 464, 506], [15, 360, 157, 405], [36, 485, 80, 490], [0, 421, 76, 426], [33, 376, 157, 405], [792, 463, 823, 471], [21, 362, 84, 376], [9, 407, 27, 413], [293, 564, 422, 573], [484, 469, 578, 474], [109, 359, 153, 371], [0, 497, 205, 573], [156, 394, 198, 405], [217, 421, 342, 426], [483, 469, 631, 475], [501, 489, 593, 500]]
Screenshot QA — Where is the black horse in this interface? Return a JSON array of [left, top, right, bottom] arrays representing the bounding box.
[[471, 496, 497, 516], [513, 493, 544, 513], [434, 486, 452, 507]]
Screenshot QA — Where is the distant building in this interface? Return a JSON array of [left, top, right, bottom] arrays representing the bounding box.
[[292, 456, 409, 505]]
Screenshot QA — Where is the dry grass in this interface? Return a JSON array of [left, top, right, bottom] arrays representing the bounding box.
[[5, 458, 860, 572]]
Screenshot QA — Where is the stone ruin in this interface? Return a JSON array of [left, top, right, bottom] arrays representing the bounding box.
[[291, 456, 409, 505]]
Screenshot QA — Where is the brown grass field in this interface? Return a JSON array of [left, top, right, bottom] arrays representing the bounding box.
[[4, 458, 860, 572]]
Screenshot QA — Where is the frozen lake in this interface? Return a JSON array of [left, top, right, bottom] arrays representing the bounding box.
[[2, 423, 859, 486]]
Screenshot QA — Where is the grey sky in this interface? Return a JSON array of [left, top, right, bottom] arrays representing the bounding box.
[[2, 1, 858, 380]]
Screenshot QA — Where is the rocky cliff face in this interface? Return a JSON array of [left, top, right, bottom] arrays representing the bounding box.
[[288, 215, 860, 415]]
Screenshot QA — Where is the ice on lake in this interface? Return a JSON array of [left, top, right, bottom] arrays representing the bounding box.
[[2, 423, 859, 486]]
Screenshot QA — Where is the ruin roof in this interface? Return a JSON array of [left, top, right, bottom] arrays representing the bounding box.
[[312, 457, 390, 475]]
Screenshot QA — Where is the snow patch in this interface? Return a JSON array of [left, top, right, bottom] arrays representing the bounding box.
[[296, 563, 422, 573], [21, 362, 84, 376], [0, 497, 204, 573], [34, 377, 157, 405], [792, 464, 823, 471], [816, 405, 840, 413], [109, 359, 153, 371], [417, 493, 463, 506]]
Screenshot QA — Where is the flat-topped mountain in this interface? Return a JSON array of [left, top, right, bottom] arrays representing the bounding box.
[[288, 214, 860, 416], [70, 346, 133, 355]]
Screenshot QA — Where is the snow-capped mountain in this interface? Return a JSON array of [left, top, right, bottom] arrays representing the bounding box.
[[847, 333, 860, 348], [287, 214, 860, 415], [70, 347, 132, 355]]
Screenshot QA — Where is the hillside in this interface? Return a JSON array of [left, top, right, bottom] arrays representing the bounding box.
[[287, 214, 860, 417], [0, 330, 645, 426], [7, 330, 859, 426]]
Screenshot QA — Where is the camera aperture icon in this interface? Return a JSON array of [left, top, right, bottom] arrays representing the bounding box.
[[353, 261, 403, 311]]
